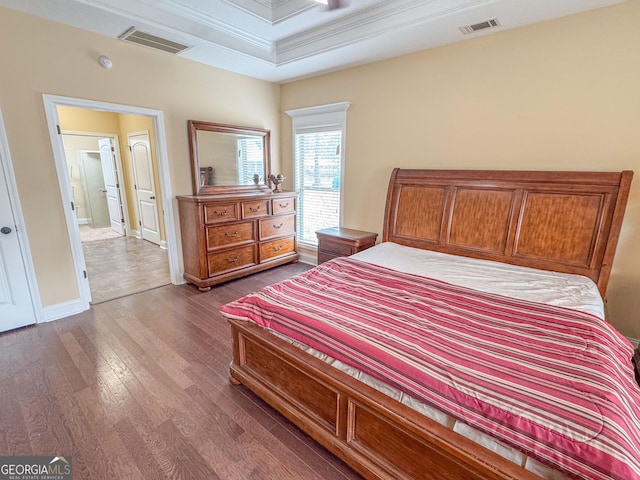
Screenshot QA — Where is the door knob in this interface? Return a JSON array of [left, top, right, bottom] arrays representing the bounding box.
[[1, 226, 11, 235], [150, 196, 156, 200]]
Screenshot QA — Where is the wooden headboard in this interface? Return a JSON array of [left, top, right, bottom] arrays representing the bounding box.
[[383, 169, 633, 296]]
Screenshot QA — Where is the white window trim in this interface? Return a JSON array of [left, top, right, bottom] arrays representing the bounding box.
[[286, 102, 350, 249]]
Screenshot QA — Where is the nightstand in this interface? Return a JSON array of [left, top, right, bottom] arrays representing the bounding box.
[[316, 227, 378, 265]]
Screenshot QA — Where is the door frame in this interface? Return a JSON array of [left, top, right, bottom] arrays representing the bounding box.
[[64, 131, 131, 234], [0, 107, 43, 323], [43, 94, 180, 313]]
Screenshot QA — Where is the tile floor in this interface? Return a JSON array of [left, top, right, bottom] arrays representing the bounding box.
[[80, 227, 170, 304]]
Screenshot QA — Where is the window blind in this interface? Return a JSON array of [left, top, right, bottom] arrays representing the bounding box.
[[237, 136, 264, 184], [294, 128, 342, 246]]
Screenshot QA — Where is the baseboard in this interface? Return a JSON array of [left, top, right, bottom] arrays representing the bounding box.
[[131, 229, 142, 239], [627, 337, 639, 349], [160, 240, 168, 250], [77, 218, 89, 225], [42, 298, 88, 322], [297, 250, 317, 266]]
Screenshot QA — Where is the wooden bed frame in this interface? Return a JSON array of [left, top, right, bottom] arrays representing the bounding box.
[[228, 169, 634, 480]]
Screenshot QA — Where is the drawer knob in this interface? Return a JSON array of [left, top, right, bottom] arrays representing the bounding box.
[[273, 223, 283, 229], [227, 257, 239, 263], [215, 210, 228, 217], [279, 202, 288, 208], [226, 231, 238, 238], [249, 206, 261, 213], [274, 245, 283, 252]]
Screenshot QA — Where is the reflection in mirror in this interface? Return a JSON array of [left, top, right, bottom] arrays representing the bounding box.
[[196, 130, 265, 186], [188, 120, 271, 195]]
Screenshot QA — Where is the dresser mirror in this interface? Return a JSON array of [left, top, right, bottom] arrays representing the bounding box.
[[188, 120, 271, 195]]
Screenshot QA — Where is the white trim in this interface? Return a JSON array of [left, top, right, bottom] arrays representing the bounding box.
[[296, 249, 317, 266], [286, 101, 350, 244], [0, 108, 44, 323], [43, 299, 86, 322], [42, 94, 181, 318]]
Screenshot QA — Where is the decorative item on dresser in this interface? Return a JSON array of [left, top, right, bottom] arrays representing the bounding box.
[[316, 227, 378, 264], [178, 192, 298, 291]]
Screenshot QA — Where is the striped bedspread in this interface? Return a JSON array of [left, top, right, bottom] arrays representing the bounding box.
[[220, 257, 640, 480]]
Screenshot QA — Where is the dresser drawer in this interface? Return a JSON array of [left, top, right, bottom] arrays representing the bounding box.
[[242, 199, 270, 218], [260, 236, 295, 262], [204, 203, 238, 224], [208, 245, 257, 276], [259, 214, 295, 240], [272, 198, 295, 215], [206, 221, 255, 250]]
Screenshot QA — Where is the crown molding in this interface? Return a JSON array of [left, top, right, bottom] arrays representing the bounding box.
[[222, 0, 315, 25], [275, 0, 493, 65]]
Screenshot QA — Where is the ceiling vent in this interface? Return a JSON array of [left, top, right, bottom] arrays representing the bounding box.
[[459, 18, 500, 35], [119, 27, 191, 55]]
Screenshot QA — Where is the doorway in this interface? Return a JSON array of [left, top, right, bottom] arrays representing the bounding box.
[[0, 107, 42, 329], [43, 95, 179, 313], [61, 129, 170, 303]]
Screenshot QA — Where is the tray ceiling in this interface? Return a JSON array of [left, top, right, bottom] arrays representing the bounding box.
[[0, 0, 626, 83]]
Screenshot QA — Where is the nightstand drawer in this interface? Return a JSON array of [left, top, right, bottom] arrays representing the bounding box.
[[259, 214, 295, 240], [318, 251, 344, 264], [320, 242, 354, 256]]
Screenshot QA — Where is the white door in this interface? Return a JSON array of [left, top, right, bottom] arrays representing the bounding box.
[[129, 132, 160, 245], [98, 138, 125, 235], [0, 145, 38, 330]]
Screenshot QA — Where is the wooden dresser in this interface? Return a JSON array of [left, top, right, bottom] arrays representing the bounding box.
[[178, 191, 298, 291]]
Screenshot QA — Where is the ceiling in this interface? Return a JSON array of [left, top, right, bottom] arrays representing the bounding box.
[[0, 0, 626, 83]]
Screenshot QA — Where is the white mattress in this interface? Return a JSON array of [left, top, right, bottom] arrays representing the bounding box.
[[276, 243, 605, 480], [352, 242, 605, 319]]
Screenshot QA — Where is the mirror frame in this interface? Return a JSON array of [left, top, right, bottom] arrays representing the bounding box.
[[188, 120, 272, 195]]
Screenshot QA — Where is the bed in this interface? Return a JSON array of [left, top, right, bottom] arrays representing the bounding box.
[[221, 169, 637, 480]]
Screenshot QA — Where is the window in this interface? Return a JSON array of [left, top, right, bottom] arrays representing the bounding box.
[[286, 102, 350, 247], [236, 135, 264, 185]]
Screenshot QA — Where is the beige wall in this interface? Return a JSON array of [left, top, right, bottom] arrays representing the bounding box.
[[0, 7, 280, 307], [281, 2, 640, 338], [2, 3, 639, 338]]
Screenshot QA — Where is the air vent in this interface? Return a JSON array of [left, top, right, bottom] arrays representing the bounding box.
[[119, 27, 191, 55], [459, 18, 500, 35]]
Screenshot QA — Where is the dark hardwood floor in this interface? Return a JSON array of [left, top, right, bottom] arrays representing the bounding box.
[[0, 263, 363, 480]]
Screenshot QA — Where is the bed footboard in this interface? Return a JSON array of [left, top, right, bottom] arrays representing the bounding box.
[[229, 319, 541, 480]]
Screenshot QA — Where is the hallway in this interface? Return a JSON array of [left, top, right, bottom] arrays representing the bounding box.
[[80, 226, 170, 304]]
